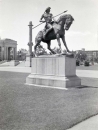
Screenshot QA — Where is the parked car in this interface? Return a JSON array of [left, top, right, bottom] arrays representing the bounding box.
[[84, 60, 89, 66], [76, 60, 80, 66]]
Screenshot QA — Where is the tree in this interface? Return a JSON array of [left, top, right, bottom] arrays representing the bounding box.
[[75, 51, 87, 62], [17, 48, 28, 60]]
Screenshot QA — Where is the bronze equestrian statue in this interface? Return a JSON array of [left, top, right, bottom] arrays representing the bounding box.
[[34, 9, 74, 55]]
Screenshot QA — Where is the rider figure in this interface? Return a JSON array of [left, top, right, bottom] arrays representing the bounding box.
[[39, 7, 55, 39]]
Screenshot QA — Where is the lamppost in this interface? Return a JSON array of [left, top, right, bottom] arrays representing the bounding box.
[[2, 42, 4, 61], [2, 46, 4, 60], [28, 21, 33, 67]]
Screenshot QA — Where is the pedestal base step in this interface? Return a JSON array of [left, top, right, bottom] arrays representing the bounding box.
[[26, 74, 81, 88]]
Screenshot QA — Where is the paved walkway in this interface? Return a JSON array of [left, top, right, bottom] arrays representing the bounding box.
[[67, 115, 98, 130], [76, 70, 98, 78], [0, 66, 31, 73], [0, 64, 98, 77], [0, 61, 31, 73], [0, 61, 98, 77]]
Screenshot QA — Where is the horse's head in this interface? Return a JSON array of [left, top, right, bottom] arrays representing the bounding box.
[[64, 14, 74, 30], [57, 14, 74, 30]]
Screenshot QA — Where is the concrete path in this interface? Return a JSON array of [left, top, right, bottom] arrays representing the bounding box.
[[17, 61, 25, 66], [0, 65, 98, 77], [76, 70, 98, 78], [0, 61, 9, 66], [0, 61, 31, 73], [0, 61, 24, 67], [0, 66, 31, 73], [67, 115, 98, 130], [0, 61, 98, 78]]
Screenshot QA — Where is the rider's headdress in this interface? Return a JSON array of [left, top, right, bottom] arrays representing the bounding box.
[[45, 7, 51, 12]]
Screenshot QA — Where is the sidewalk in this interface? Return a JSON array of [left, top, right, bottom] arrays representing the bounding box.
[[0, 61, 31, 73], [76, 70, 98, 78], [0, 66, 31, 73], [67, 115, 98, 130], [0, 61, 98, 76], [76, 70, 98, 87]]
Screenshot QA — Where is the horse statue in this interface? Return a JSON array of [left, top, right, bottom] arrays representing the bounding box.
[[34, 14, 74, 55]]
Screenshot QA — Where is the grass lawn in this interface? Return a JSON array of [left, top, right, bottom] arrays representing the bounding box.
[[0, 71, 98, 130]]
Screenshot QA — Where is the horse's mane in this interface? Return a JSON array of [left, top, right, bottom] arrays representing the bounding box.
[[57, 14, 74, 23]]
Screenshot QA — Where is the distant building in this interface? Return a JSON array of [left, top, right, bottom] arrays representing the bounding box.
[[0, 38, 17, 61], [75, 49, 98, 61], [85, 50, 98, 59]]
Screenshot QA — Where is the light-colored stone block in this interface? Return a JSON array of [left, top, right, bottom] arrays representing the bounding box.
[[8, 60, 19, 66], [25, 55, 32, 67], [26, 55, 81, 88]]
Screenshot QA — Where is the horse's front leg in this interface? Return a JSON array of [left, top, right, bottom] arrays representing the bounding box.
[[47, 41, 56, 54], [61, 35, 71, 53], [56, 34, 62, 53]]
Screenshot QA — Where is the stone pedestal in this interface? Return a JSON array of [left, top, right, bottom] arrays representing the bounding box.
[[26, 56, 81, 88], [25, 54, 31, 67]]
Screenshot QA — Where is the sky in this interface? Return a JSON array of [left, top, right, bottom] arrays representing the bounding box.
[[0, 0, 98, 51]]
